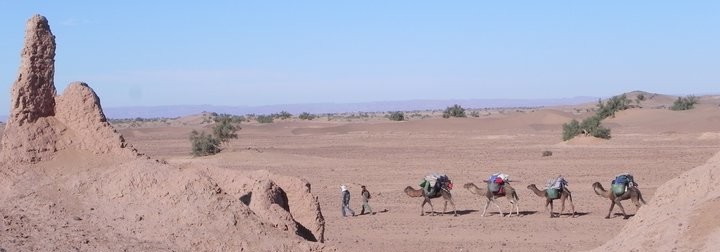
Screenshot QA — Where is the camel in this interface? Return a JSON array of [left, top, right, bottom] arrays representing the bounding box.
[[463, 182, 519, 217], [527, 184, 576, 218], [592, 182, 646, 219], [404, 181, 457, 216]]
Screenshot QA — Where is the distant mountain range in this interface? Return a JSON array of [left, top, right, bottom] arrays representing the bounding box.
[[96, 97, 598, 119]]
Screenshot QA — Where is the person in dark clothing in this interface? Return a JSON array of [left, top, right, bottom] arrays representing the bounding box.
[[341, 185, 355, 217], [360, 185, 374, 215]]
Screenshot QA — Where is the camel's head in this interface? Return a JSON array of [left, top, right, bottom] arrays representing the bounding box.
[[527, 184, 536, 189], [462, 183, 475, 189], [592, 182, 603, 189]]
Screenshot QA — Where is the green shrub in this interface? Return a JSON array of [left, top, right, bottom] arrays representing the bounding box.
[[469, 111, 480, 117], [272, 111, 293, 120], [443, 104, 466, 118], [580, 115, 612, 139], [299, 112, 317, 120], [670, 95, 698, 111], [213, 117, 239, 144], [596, 94, 631, 119], [387, 111, 405, 121], [562, 119, 581, 141], [189, 130, 221, 156], [256, 115, 274, 124]]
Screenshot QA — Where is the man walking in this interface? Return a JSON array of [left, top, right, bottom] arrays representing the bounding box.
[[360, 185, 374, 215], [341, 185, 355, 217]]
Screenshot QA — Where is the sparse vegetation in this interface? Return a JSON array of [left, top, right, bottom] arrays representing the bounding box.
[[189, 114, 241, 156], [443, 104, 466, 118], [189, 130, 221, 156], [542, 150, 553, 157], [562, 95, 626, 141], [470, 111, 480, 117], [214, 113, 246, 123], [272, 111, 293, 120], [298, 112, 317, 120], [595, 94, 631, 119], [562, 119, 581, 141], [387, 111, 405, 121], [256, 115, 274, 124], [670, 95, 698, 111], [213, 116, 240, 145]]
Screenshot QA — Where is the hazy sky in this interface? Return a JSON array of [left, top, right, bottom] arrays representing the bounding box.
[[1, 1, 718, 112]]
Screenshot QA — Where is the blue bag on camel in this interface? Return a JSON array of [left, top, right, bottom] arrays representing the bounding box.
[[611, 174, 634, 196]]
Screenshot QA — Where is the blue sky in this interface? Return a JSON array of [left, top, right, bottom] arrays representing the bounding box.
[[1, 1, 719, 112]]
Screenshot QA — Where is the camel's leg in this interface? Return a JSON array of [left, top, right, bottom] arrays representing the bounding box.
[[513, 198, 520, 217], [549, 200, 555, 218], [441, 200, 447, 216], [450, 199, 457, 217], [492, 198, 504, 217], [505, 199, 515, 217], [544, 199, 550, 213], [567, 194, 576, 218], [615, 199, 629, 219], [631, 195, 642, 210], [427, 198, 435, 216], [605, 200, 615, 219], [482, 199, 491, 217]]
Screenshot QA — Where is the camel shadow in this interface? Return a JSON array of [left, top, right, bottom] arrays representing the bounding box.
[[423, 209, 477, 216], [555, 211, 590, 218], [485, 210, 537, 216], [613, 213, 636, 219], [454, 209, 478, 216]]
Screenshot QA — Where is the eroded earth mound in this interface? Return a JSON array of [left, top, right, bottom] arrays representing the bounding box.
[[0, 15, 330, 252]]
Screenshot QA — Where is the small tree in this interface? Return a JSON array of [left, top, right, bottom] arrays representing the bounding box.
[[387, 111, 405, 121], [213, 117, 239, 145], [273, 111, 293, 120], [256, 115, 274, 123], [443, 104, 466, 118], [562, 119, 581, 141], [670, 95, 698, 111], [189, 130, 221, 156], [299, 112, 316, 120]]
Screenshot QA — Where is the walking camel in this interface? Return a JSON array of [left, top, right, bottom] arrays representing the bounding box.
[[463, 182, 520, 217], [527, 184, 576, 218], [404, 180, 457, 216], [592, 182, 646, 219]]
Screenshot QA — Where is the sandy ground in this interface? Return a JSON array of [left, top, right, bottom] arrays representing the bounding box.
[[116, 104, 720, 252]]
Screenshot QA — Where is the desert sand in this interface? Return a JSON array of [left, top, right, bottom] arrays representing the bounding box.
[[114, 98, 720, 251], [2, 15, 720, 252]]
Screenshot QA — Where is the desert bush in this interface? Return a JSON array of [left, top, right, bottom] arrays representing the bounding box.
[[470, 111, 480, 117], [637, 94, 645, 101], [596, 94, 631, 119], [387, 111, 405, 121], [214, 113, 246, 123], [579, 115, 611, 139], [213, 117, 239, 145], [670, 95, 698, 111], [189, 130, 221, 156], [562, 119, 581, 141], [542, 150, 553, 157], [272, 111, 293, 120], [299, 112, 317, 120], [443, 104, 466, 118], [256, 115, 274, 123]]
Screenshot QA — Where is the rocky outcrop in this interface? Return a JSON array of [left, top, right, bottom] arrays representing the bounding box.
[[54, 82, 136, 156], [1, 15, 137, 163]]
